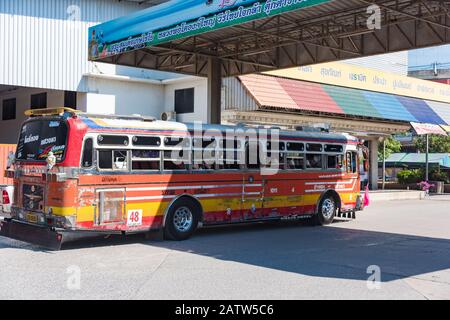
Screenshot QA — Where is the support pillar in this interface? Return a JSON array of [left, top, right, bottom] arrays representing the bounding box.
[[369, 138, 379, 190], [207, 57, 222, 124]]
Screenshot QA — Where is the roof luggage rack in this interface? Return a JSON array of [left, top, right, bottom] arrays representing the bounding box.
[[295, 124, 330, 133], [25, 108, 157, 123], [25, 107, 79, 117], [81, 113, 156, 122]]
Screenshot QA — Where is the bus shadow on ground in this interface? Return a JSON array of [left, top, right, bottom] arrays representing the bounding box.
[[66, 220, 450, 282], [1, 220, 449, 283]]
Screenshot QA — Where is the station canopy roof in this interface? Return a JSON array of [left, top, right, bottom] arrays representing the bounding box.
[[384, 153, 450, 168], [88, 0, 450, 77], [237, 73, 450, 128]]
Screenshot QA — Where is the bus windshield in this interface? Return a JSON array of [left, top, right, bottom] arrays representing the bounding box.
[[16, 119, 68, 162]]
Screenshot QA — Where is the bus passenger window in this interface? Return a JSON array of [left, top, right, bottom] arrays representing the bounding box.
[[346, 152, 357, 173], [132, 136, 161, 147], [98, 150, 128, 170], [131, 150, 160, 171], [352, 152, 358, 173], [163, 150, 189, 171], [164, 136, 189, 148], [325, 144, 343, 153], [98, 135, 129, 146], [113, 151, 128, 170], [327, 154, 344, 170], [286, 152, 304, 170], [266, 142, 285, 170], [306, 154, 323, 169], [81, 138, 93, 168], [286, 142, 304, 151], [306, 144, 323, 152], [246, 142, 260, 170], [192, 141, 215, 170], [98, 150, 113, 169], [220, 149, 241, 170]]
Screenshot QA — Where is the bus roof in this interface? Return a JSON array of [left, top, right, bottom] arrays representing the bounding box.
[[78, 114, 358, 144], [24, 109, 358, 144]]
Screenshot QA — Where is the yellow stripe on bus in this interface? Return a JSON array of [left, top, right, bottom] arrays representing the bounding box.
[[46, 192, 358, 223]]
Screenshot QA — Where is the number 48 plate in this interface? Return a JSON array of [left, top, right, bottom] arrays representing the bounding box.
[[127, 209, 143, 227]]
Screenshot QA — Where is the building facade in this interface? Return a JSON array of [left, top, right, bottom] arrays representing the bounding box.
[[0, 0, 205, 143]]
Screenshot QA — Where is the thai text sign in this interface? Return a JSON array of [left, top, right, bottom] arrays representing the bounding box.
[[88, 0, 329, 60]]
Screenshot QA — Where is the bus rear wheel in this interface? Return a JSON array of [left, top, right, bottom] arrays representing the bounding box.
[[312, 195, 336, 226], [164, 198, 200, 241]]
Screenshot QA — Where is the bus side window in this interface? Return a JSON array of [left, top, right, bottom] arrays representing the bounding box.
[[352, 152, 358, 173], [132, 150, 160, 171], [266, 141, 285, 170], [218, 138, 242, 170], [98, 150, 113, 169], [346, 152, 357, 173], [327, 154, 344, 170], [246, 141, 260, 170], [306, 154, 323, 169], [113, 150, 128, 170], [98, 150, 128, 170], [192, 137, 216, 170], [287, 152, 304, 170], [286, 142, 304, 170], [81, 138, 93, 168]]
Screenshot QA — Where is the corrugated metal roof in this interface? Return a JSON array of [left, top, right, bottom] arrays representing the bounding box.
[[276, 77, 344, 114], [322, 85, 382, 118], [238, 74, 298, 109], [0, 0, 151, 91], [396, 96, 446, 125], [426, 101, 450, 125], [362, 91, 416, 122], [237, 74, 450, 126], [385, 153, 450, 168]]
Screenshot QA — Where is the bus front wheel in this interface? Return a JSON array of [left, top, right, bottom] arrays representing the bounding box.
[[164, 198, 200, 241], [313, 195, 336, 226]]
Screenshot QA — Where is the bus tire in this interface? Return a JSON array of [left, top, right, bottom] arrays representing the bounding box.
[[313, 195, 336, 226], [164, 198, 200, 241]]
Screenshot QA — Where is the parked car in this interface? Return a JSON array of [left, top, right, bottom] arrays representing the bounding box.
[[0, 185, 14, 217]]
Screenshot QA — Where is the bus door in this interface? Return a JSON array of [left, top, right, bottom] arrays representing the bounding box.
[[275, 141, 306, 217], [242, 142, 264, 220], [95, 188, 126, 226], [242, 173, 264, 220], [94, 148, 130, 226], [261, 141, 292, 218]]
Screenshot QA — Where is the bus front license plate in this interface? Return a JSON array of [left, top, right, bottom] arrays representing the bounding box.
[[27, 214, 38, 223]]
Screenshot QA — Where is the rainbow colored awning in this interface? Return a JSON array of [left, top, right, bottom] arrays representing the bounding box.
[[239, 74, 450, 126]]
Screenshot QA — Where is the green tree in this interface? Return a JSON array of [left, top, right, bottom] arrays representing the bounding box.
[[414, 135, 450, 153], [378, 136, 401, 161]]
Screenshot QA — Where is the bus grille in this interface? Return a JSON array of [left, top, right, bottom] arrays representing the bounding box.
[[22, 184, 44, 211]]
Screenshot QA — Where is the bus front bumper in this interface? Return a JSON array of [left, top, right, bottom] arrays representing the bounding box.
[[0, 219, 64, 250]]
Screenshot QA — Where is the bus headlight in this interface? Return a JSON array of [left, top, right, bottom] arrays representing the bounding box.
[[64, 215, 77, 228]]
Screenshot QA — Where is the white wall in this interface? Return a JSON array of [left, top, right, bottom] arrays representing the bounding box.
[[0, 75, 208, 143], [81, 76, 165, 116], [0, 0, 155, 92], [164, 78, 208, 123], [343, 51, 409, 76], [0, 87, 64, 143]]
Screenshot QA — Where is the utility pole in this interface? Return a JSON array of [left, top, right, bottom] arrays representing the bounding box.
[[425, 134, 429, 181], [382, 138, 386, 190]]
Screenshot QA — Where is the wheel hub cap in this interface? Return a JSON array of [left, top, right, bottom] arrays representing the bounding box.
[[173, 206, 193, 232], [322, 199, 335, 219]]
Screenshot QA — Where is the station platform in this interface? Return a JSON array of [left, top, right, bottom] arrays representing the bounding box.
[[368, 190, 426, 202]]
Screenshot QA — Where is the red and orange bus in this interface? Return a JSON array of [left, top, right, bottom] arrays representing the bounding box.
[[0, 108, 366, 249]]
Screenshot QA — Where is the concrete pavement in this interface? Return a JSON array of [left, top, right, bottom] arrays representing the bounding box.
[[0, 199, 449, 300]]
